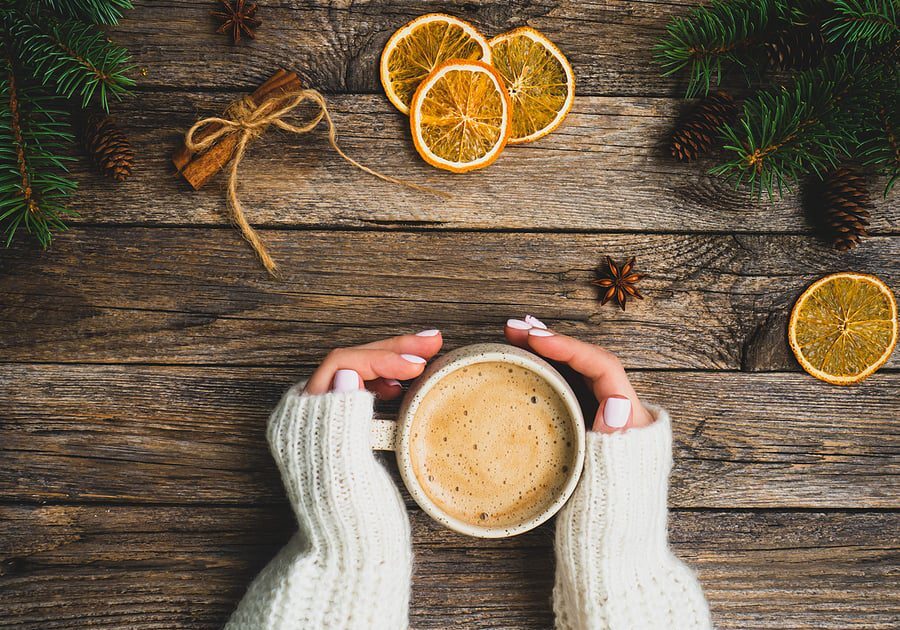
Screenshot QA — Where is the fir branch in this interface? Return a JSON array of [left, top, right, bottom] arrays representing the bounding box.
[[31, 0, 134, 26], [859, 81, 900, 194], [12, 14, 135, 110], [824, 0, 900, 49], [0, 51, 76, 248], [711, 59, 862, 198], [654, 0, 781, 97]]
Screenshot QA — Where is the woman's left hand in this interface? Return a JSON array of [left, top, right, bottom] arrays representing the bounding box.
[[304, 330, 443, 398]]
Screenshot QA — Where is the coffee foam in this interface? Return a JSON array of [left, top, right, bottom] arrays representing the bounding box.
[[409, 361, 577, 529]]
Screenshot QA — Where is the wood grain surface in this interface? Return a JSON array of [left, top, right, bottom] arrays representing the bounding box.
[[1, 366, 897, 508], [112, 0, 695, 95], [1, 505, 897, 629], [1, 1, 898, 628], [66, 92, 900, 233]]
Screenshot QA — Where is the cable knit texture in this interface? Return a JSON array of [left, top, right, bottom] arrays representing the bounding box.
[[224, 386, 411, 630], [553, 405, 712, 630], [225, 386, 711, 630]]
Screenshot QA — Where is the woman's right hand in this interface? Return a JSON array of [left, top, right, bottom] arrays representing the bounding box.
[[303, 329, 444, 398], [505, 316, 654, 433]]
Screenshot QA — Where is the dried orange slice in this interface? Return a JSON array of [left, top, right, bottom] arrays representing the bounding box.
[[488, 27, 575, 144], [409, 59, 512, 173], [381, 13, 491, 115], [789, 272, 897, 385]]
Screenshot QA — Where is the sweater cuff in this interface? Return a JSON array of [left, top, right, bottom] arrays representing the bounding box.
[[583, 405, 673, 551], [266, 386, 382, 525], [267, 384, 376, 462]]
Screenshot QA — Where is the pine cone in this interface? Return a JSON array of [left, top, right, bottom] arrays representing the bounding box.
[[809, 168, 873, 251], [670, 91, 737, 162], [82, 112, 134, 181], [763, 25, 825, 70]]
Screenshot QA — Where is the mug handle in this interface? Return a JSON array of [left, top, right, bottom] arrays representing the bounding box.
[[370, 417, 398, 451]]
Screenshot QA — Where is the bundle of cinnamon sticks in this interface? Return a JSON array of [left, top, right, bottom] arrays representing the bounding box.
[[172, 68, 301, 189]]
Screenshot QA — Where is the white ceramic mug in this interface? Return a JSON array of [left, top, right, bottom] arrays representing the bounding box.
[[370, 343, 585, 538]]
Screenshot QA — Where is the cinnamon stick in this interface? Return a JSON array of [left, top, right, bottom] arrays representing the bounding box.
[[173, 69, 302, 190]]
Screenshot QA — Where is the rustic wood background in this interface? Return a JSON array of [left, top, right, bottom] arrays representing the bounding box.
[[2, 1, 898, 628]]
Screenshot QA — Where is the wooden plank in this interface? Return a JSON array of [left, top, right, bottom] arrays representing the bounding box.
[[1, 365, 896, 508], [114, 0, 696, 96], [1, 228, 897, 369], [65, 92, 900, 232], [0, 505, 896, 629]]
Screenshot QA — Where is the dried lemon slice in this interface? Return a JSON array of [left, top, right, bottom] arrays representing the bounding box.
[[380, 13, 491, 115], [488, 26, 575, 144], [409, 59, 511, 173], [789, 272, 897, 385]]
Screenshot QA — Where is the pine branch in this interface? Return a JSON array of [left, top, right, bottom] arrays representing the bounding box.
[[654, 0, 782, 97], [711, 58, 863, 198], [31, 0, 134, 26], [824, 0, 900, 49], [12, 13, 135, 110], [0, 51, 76, 248], [859, 77, 900, 194]]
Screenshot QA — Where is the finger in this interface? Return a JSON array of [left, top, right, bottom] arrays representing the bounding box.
[[367, 377, 404, 400], [524, 329, 652, 432], [524, 330, 628, 384], [504, 317, 533, 347], [359, 330, 444, 358], [305, 348, 428, 394]]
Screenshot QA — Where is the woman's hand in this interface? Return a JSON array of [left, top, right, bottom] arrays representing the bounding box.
[[304, 329, 443, 398], [505, 316, 653, 433]]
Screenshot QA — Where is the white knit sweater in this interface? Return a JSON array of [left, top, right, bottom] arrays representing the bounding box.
[[553, 405, 712, 629], [225, 388, 711, 630]]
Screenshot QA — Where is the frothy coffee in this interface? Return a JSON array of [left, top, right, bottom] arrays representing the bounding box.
[[409, 361, 577, 529]]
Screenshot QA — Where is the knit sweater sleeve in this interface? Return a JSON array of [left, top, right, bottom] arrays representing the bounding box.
[[224, 385, 412, 630], [553, 406, 712, 630]]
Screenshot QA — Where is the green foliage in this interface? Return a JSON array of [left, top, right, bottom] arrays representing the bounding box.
[[0, 54, 77, 248], [14, 15, 135, 110], [657, 0, 900, 200], [858, 73, 900, 193], [31, 0, 133, 26], [0, 0, 133, 248], [712, 59, 862, 197], [824, 0, 899, 48], [654, 0, 779, 97]]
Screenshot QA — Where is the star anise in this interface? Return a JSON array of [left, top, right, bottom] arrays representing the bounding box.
[[212, 0, 261, 44], [592, 256, 644, 311]]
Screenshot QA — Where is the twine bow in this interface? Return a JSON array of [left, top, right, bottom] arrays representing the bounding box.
[[184, 88, 447, 277]]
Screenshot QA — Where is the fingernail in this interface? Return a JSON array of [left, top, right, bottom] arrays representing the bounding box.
[[525, 315, 547, 329], [416, 329, 440, 337], [385, 379, 402, 388], [332, 369, 360, 393], [507, 318, 532, 330], [401, 354, 427, 364], [528, 328, 554, 337], [603, 397, 631, 428]]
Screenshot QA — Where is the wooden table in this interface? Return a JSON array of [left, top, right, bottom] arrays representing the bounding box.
[[2, 2, 898, 628]]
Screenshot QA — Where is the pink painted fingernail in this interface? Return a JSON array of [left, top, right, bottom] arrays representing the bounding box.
[[507, 318, 532, 330], [416, 329, 440, 337], [525, 315, 547, 329], [385, 379, 402, 388], [528, 328, 554, 337], [603, 397, 631, 429], [332, 369, 361, 393], [401, 354, 427, 364]]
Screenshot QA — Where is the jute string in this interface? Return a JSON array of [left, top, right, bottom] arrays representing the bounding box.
[[184, 89, 448, 277]]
